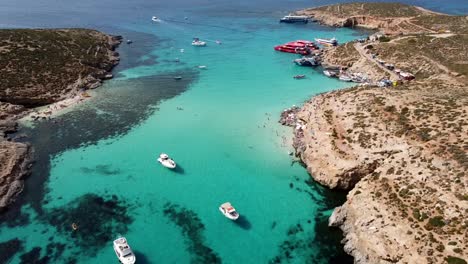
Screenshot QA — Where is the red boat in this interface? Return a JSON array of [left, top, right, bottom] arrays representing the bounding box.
[[274, 40, 318, 55]]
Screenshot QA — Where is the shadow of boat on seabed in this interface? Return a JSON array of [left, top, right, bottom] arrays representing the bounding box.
[[133, 251, 153, 264], [173, 164, 185, 174], [233, 215, 252, 230]]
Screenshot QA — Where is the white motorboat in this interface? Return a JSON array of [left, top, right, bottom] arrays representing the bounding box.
[[157, 153, 176, 169], [323, 70, 337, 77], [192, 38, 206, 47], [113, 237, 136, 264], [219, 202, 239, 220], [339, 74, 352, 82], [198, 65, 207, 69], [152, 16, 161, 22], [315, 37, 338, 46]]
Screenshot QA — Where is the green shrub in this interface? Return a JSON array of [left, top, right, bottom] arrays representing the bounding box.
[[446, 256, 467, 264], [429, 216, 446, 227]]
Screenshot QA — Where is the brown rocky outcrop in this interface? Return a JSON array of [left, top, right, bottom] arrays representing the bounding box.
[[284, 3, 468, 264], [0, 141, 30, 210], [0, 29, 121, 210]]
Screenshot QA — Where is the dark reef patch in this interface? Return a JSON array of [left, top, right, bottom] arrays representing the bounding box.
[[270, 176, 352, 263], [80, 164, 121, 175], [314, 213, 353, 264], [19, 247, 50, 264], [45, 242, 66, 261], [0, 238, 24, 263], [42, 193, 133, 256], [7, 69, 198, 219], [163, 202, 221, 263]]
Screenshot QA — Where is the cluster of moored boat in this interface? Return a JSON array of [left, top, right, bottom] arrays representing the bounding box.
[[112, 153, 241, 263], [274, 38, 340, 79], [323, 69, 369, 83]]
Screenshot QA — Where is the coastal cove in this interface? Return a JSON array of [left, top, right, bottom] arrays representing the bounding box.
[[0, 0, 466, 264]]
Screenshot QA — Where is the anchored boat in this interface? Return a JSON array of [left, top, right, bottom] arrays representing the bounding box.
[[339, 74, 352, 82], [219, 202, 239, 220], [293, 74, 306, 79], [294, 56, 320, 66], [274, 40, 318, 55], [315, 37, 338, 46], [113, 237, 136, 264], [323, 70, 338, 77], [192, 38, 207, 46], [280, 15, 309, 23], [151, 16, 161, 22], [157, 153, 176, 169]]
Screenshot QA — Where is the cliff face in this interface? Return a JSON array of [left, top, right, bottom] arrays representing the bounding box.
[[0, 29, 121, 210], [286, 3, 468, 264], [293, 84, 467, 263], [296, 3, 468, 35], [0, 141, 30, 210]]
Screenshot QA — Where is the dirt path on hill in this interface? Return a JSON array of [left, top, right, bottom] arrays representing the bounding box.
[[353, 42, 400, 80]]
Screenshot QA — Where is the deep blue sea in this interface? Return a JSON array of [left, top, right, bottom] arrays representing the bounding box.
[[0, 0, 466, 263]]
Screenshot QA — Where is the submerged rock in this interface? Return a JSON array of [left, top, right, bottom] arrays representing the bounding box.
[[43, 193, 133, 256], [0, 238, 23, 263], [163, 202, 221, 263]]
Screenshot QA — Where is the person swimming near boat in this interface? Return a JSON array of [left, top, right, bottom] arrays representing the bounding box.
[[71, 223, 79, 231]]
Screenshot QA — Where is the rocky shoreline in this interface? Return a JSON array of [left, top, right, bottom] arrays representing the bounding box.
[[0, 29, 122, 210], [283, 3, 467, 264]]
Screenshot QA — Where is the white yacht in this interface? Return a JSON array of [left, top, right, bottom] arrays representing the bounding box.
[[219, 202, 239, 220], [113, 237, 136, 264], [152, 16, 161, 22], [192, 38, 207, 46], [157, 153, 176, 169]]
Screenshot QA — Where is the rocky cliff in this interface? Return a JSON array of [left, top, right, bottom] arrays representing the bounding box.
[[0, 29, 121, 210], [285, 3, 468, 264]]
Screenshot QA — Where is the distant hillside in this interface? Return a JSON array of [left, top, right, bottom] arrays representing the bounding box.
[[297, 2, 468, 34]]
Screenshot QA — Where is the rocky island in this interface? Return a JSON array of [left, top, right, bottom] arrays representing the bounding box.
[[0, 29, 121, 210], [285, 3, 467, 264]]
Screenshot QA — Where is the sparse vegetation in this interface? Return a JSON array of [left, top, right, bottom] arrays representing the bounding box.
[[0, 29, 119, 107]]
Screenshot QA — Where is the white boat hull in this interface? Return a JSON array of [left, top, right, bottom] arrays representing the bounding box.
[[113, 248, 136, 264], [219, 206, 239, 220], [192, 42, 206, 47], [113, 237, 136, 264], [158, 158, 176, 169]]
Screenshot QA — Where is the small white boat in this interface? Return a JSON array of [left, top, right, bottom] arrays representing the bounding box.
[[323, 70, 337, 77], [113, 237, 136, 264], [215, 40, 222, 45], [180, 49, 185, 53], [315, 37, 338, 46], [198, 65, 207, 69], [192, 38, 207, 47], [157, 153, 176, 169], [152, 16, 161, 22], [339, 74, 352, 82], [219, 202, 239, 220]]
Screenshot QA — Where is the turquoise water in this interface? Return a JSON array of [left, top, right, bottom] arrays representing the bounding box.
[[1, 0, 464, 263], [1, 14, 363, 263]]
